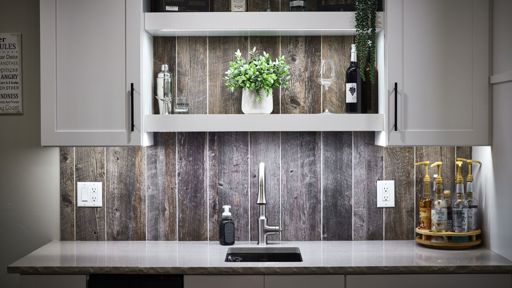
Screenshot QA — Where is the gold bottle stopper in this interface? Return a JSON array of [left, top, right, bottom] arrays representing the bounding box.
[[414, 161, 431, 183], [430, 162, 443, 185], [455, 160, 464, 184]]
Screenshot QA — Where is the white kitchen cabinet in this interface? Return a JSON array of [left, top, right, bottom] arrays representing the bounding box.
[[40, 0, 153, 146], [184, 275, 264, 288], [20, 275, 86, 288], [346, 274, 512, 288], [265, 275, 345, 288], [376, 0, 490, 146]]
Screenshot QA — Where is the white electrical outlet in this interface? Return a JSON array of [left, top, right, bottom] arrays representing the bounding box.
[[77, 182, 102, 207], [377, 180, 395, 208]]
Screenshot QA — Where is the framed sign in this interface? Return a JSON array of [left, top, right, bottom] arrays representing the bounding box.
[[0, 33, 22, 114]]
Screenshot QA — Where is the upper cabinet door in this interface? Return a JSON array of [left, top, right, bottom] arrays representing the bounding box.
[[378, 0, 490, 146], [40, 0, 147, 146]]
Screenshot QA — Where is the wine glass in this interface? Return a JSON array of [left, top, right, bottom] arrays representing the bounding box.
[[319, 59, 335, 91]]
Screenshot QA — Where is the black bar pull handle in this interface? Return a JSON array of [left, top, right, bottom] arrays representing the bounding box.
[[130, 83, 135, 132], [394, 82, 398, 132]]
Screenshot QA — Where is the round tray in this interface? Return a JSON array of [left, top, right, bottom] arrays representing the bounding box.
[[415, 228, 482, 250]]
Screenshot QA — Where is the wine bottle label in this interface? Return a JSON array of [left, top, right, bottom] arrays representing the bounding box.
[[453, 208, 465, 232], [231, 0, 246, 11], [290, 1, 305, 7], [346, 83, 357, 103], [431, 208, 447, 231], [165, 5, 179, 11], [419, 207, 431, 229]]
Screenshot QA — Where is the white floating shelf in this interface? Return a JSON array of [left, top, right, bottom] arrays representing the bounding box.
[[145, 12, 383, 36], [144, 114, 384, 132]]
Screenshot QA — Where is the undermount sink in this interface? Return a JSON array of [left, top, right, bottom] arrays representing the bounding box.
[[225, 247, 303, 262]]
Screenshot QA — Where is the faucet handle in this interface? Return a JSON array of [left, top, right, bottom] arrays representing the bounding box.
[[257, 162, 266, 205]]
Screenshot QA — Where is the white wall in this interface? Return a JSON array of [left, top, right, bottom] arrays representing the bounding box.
[[473, 0, 512, 261], [0, 0, 60, 287]]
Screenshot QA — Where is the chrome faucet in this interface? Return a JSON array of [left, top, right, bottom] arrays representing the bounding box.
[[257, 162, 281, 245]]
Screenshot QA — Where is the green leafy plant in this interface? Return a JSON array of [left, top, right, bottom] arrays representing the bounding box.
[[355, 0, 377, 83], [225, 47, 290, 101]]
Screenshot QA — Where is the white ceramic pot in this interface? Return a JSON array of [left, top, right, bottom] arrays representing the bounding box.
[[241, 88, 273, 114]]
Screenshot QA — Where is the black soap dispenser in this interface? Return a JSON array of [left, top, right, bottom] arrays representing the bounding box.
[[219, 205, 235, 246]]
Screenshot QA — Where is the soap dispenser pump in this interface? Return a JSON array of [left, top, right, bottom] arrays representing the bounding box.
[[219, 205, 235, 246], [415, 161, 432, 230]]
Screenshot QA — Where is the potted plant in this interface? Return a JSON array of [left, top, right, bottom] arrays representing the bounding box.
[[225, 48, 290, 114]]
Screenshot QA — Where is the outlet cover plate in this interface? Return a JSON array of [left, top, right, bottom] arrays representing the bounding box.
[[377, 180, 395, 208], [77, 182, 102, 207]]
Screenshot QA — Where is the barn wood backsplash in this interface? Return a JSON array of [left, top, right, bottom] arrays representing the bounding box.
[[60, 34, 471, 241]]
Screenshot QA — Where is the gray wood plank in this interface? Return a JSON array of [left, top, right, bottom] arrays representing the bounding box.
[[384, 147, 415, 240], [249, 36, 281, 114], [106, 147, 146, 240], [212, 0, 230, 11], [208, 132, 250, 241], [352, 132, 384, 240], [208, 37, 249, 114], [146, 133, 177, 240], [249, 132, 281, 242], [60, 147, 75, 241], [177, 133, 208, 241], [177, 37, 208, 114], [322, 132, 352, 240], [321, 36, 353, 113], [281, 36, 322, 114], [281, 132, 321, 240], [153, 37, 176, 114], [248, 0, 280, 11], [75, 147, 106, 241]]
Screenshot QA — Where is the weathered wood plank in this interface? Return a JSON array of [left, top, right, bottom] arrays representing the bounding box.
[[322, 132, 352, 240], [177, 37, 208, 114], [321, 36, 353, 113], [153, 37, 176, 114], [281, 36, 322, 114], [212, 0, 230, 11], [353, 132, 384, 240], [75, 147, 106, 241], [249, 37, 281, 113], [248, 0, 280, 11], [60, 147, 75, 241], [384, 147, 415, 240], [146, 133, 177, 240], [208, 37, 249, 114], [281, 132, 321, 240], [249, 132, 281, 242], [177, 133, 208, 241], [415, 146, 456, 196], [106, 147, 146, 241], [208, 132, 250, 241]]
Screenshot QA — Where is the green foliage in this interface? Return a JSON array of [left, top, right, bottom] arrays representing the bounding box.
[[225, 47, 290, 101], [355, 0, 377, 83]]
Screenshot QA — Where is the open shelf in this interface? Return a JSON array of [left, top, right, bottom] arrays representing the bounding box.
[[144, 114, 384, 132], [145, 12, 383, 36]]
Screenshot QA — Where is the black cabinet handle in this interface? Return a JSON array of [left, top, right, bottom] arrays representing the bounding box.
[[130, 83, 135, 132], [394, 82, 398, 132]]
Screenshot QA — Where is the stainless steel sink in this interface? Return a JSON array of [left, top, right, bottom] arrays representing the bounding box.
[[225, 247, 302, 262]]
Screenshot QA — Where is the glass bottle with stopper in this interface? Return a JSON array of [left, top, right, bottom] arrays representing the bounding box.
[[156, 64, 173, 115], [415, 161, 432, 230], [430, 162, 447, 232]]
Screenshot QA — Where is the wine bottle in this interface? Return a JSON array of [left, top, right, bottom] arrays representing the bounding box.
[[345, 44, 362, 113], [290, 0, 306, 11]]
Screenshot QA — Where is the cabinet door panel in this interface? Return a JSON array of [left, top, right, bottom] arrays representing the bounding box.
[[184, 275, 264, 288], [346, 274, 512, 288], [56, 0, 126, 131], [266, 275, 345, 288], [385, 0, 489, 145]]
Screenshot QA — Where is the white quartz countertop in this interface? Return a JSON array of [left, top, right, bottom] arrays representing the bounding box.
[[8, 241, 512, 275]]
